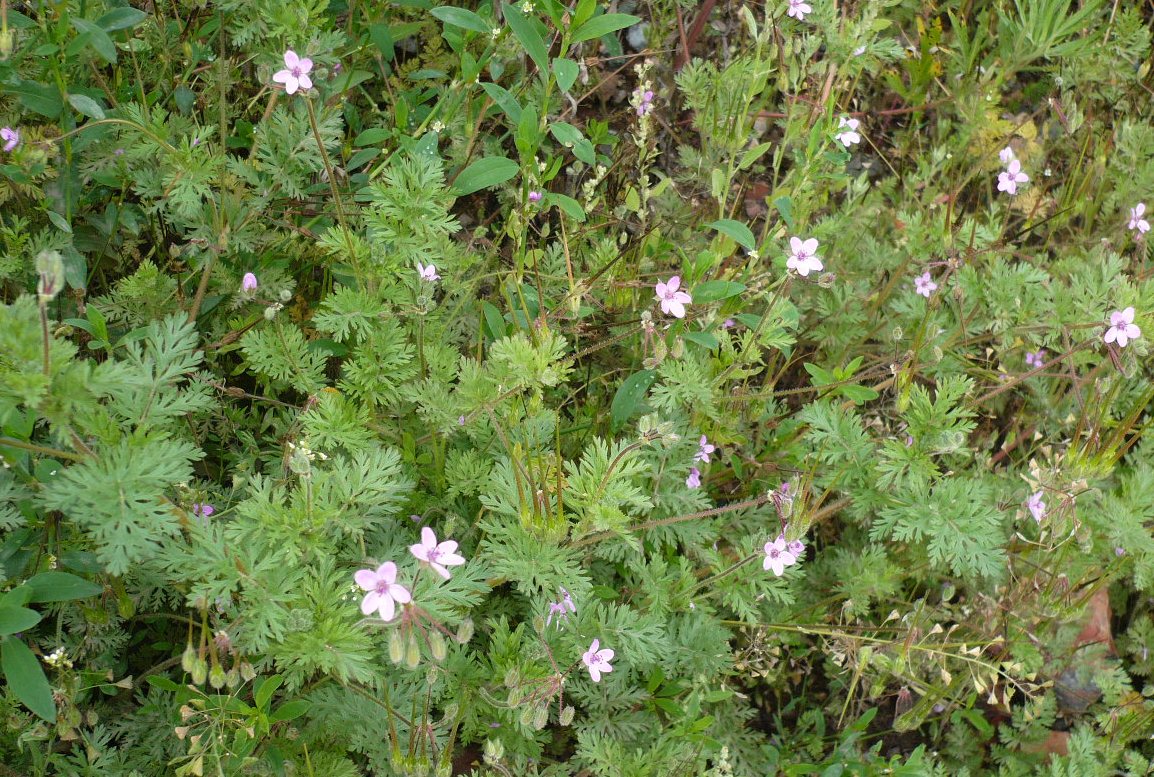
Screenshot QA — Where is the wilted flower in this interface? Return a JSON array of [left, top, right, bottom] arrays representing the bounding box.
[[354, 562, 411, 621], [787, 0, 812, 20], [694, 435, 716, 463], [1104, 307, 1141, 348], [686, 467, 701, 489], [409, 527, 466, 580], [914, 271, 937, 298], [1128, 203, 1150, 234], [655, 276, 692, 318], [1026, 491, 1046, 523], [582, 639, 615, 682], [787, 538, 805, 558], [786, 237, 823, 277], [1, 127, 19, 152], [272, 49, 314, 95], [417, 262, 440, 282], [241, 272, 258, 292], [997, 160, 1028, 195], [763, 536, 797, 576], [835, 116, 861, 147]]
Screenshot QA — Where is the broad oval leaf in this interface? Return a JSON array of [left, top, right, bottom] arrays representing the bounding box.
[[705, 219, 756, 251], [452, 156, 519, 195], [610, 370, 655, 431], [2, 638, 56, 721], [692, 280, 746, 303], [431, 6, 492, 33], [0, 607, 42, 636], [571, 13, 641, 44], [26, 571, 102, 603]]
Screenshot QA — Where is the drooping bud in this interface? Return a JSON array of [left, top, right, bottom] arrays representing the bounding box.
[[388, 630, 405, 664], [181, 644, 197, 674], [208, 664, 226, 689], [404, 632, 421, 669], [190, 657, 208, 686], [532, 703, 549, 730], [559, 705, 575, 725], [36, 250, 65, 302], [456, 618, 474, 644], [429, 631, 447, 662]]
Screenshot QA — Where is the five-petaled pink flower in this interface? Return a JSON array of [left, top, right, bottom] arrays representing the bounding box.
[[417, 262, 440, 282], [409, 526, 465, 580], [763, 536, 798, 576], [241, 272, 259, 292], [686, 467, 701, 489], [655, 276, 692, 318], [914, 271, 937, 298], [1026, 491, 1045, 523], [787, 0, 812, 20], [835, 116, 861, 147], [787, 237, 823, 277], [694, 435, 716, 463], [546, 586, 576, 627], [1128, 203, 1150, 234], [273, 49, 314, 95], [1025, 349, 1045, 369], [191, 503, 215, 518], [582, 639, 615, 682], [355, 562, 411, 621], [997, 160, 1028, 195], [1, 127, 18, 152], [998, 146, 1015, 165], [1104, 307, 1141, 348]]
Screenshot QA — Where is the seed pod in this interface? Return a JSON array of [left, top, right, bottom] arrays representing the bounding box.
[[181, 645, 197, 674], [429, 631, 447, 662], [559, 705, 575, 726], [456, 618, 474, 644], [208, 664, 226, 689], [389, 630, 405, 665], [405, 633, 421, 669]]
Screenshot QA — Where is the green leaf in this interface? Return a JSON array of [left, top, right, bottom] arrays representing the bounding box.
[[683, 331, 720, 350], [481, 81, 522, 124], [46, 211, 72, 234], [452, 156, 519, 195], [25, 571, 102, 603], [705, 219, 756, 251], [610, 370, 655, 431], [692, 280, 745, 303], [6, 78, 63, 118], [550, 122, 595, 164], [254, 674, 283, 712], [482, 302, 507, 340], [0, 607, 42, 636], [553, 57, 579, 92], [803, 362, 834, 385], [738, 141, 772, 171], [430, 6, 492, 33], [839, 384, 880, 404], [270, 699, 310, 723], [547, 193, 586, 221], [570, 13, 641, 44], [67, 93, 105, 120], [97, 7, 148, 31], [71, 18, 117, 63], [2, 638, 56, 721], [502, 4, 549, 74]]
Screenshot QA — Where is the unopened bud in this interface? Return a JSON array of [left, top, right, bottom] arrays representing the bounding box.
[[191, 658, 208, 686], [504, 666, 519, 688], [0, 27, 15, 59], [532, 703, 549, 730], [519, 704, 535, 727], [36, 250, 65, 302], [817, 272, 836, 288], [429, 631, 447, 662], [456, 618, 474, 644], [181, 644, 197, 674], [208, 664, 226, 689], [389, 630, 405, 664], [405, 632, 421, 669], [225, 668, 240, 689], [279, 289, 292, 303], [239, 661, 256, 682], [559, 704, 575, 725]]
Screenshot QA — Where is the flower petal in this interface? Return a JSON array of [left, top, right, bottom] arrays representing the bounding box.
[[361, 591, 380, 615], [390, 584, 412, 604], [283, 49, 299, 68], [297, 74, 313, 91], [378, 561, 397, 583], [378, 595, 395, 622], [599, 649, 615, 662], [354, 569, 378, 590], [297, 57, 313, 73]]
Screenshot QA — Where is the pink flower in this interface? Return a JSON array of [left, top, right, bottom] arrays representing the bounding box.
[[1026, 492, 1045, 523], [686, 467, 701, 489], [354, 562, 411, 621], [417, 262, 440, 282], [763, 536, 798, 576], [1025, 349, 1045, 369], [786, 237, 823, 277], [835, 116, 861, 147], [655, 276, 692, 318], [1128, 203, 1150, 234], [722, 318, 736, 329], [409, 526, 465, 580], [694, 435, 716, 463], [787, 0, 813, 20], [1104, 307, 1141, 348], [191, 503, 215, 518], [787, 538, 805, 558], [546, 586, 576, 627], [998, 146, 1015, 165], [582, 639, 615, 682], [633, 88, 655, 117], [1, 127, 19, 152], [272, 49, 314, 96], [914, 271, 937, 298], [997, 159, 1028, 195], [241, 272, 259, 292], [528, 190, 542, 202]]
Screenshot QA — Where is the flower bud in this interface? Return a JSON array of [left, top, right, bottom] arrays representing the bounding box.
[[518, 704, 535, 727], [389, 630, 405, 664], [36, 250, 65, 302], [181, 644, 197, 674], [0, 27, 15, 59], [191, 658, 208, 686], [225, 668, 240, 689], [429, 631, 447, 662], [279, 289, 292, 303], [405, 633, 421, 669], [532, 704, 549, 730], [208, 664, 226, 689], [239, 661, 256, 682], [559, 704, 575, 725], [456, 618, 474, 644]]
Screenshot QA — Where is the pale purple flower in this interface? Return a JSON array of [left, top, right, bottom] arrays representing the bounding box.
[[835, 116, 861, 147], [786, 236, 823, 277], [787, 538, 805, 558], [410, 526, 465, 580], [686, 467, 701, 489], [1, 127, 19, 152], [722, 318, 736, 329], [1115, 547, 1126, 557], [582, 639, 615, 682], [763, 536, 798, 576], [655, 276, 692, 318], [852, 45, 867, 56], [1026, 491, 1046, 523], [1104, 307, 1141, 348], [528, 190, 543, 202], [241, 272, 259, 292], [998, 146, 1015, 165], [634, 88, 654, 117], [191, 503, 215, 518], [997, 160, 1028, 195], [694, 435, 716, 463], [417, 262, 440, 282], [355, 562, 411, 621], [1128, 203, 1150, 234], [272, 49, 314, 96], [1025, 349, 1045, 369], [546, 586, 576, 627], [787, 0, 813, 20], [458, 415, 466, 426], [914, 271, 937, 298]]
